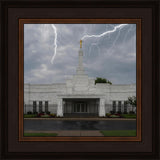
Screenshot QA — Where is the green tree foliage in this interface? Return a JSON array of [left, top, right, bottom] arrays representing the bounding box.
[[126, 96, 136, 107], [95, 77, 112, 85], [126, 96, 136, 112]]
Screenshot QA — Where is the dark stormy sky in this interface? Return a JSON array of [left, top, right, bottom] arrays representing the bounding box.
[[24, 24, 136, 84]]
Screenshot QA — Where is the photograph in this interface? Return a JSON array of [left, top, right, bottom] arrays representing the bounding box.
[[23, 22, 137, 137], [1, 0, 159, 158]]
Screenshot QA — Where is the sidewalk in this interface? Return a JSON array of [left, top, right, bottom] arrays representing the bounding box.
[[24, 118, 136, 121], [25, 130, 104, 136]]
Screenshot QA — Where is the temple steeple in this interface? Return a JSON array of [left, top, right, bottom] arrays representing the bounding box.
[[80, 40, 82, 48], [76, 40, 85, 75]]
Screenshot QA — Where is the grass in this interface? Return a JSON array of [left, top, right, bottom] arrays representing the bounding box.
[[101, 130, 136, 136], [40, 115, 51, 118], [121, 114, 136, 118], [109, 115, 120, 118], [24, 132, 58, 137], [24, 114, 37, 118]]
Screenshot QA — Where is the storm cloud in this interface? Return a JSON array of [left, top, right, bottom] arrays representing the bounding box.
[[24, 24, 136, 84]]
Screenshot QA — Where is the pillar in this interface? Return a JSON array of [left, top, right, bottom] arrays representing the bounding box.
[[121, 101, 124, 113], [57, 99, 63, 117], [99, 98, 105, 117]]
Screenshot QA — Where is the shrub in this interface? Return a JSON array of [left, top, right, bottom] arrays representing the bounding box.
[[110, 111, 115, 114], [117, 111, 122, 114], [50, 113, 56, 118], [109, 115, 120, 118], [38, 112, 45, 117], [27, 111, 32, 115], [46, 111, 50, 114], [121, 114, 136, 118], [129, 111, 135, 114], [40, 111, 45, 114], [24, 114, 37, 118], [33, 111, 38, 115], [123, 111, 128, 114], [106, 113, 111, 117]]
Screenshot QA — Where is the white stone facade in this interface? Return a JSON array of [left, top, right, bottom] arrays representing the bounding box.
[[24, 45, 136, 117]]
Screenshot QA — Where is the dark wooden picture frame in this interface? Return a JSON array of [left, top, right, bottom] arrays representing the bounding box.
[[19, 18, 141, 142], [0, 0, 159, 159]]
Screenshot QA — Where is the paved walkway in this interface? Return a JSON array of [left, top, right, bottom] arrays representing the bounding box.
[[24, 118, 136, 121], [25, 130, 104, 136], [24, 119, 136, 131]]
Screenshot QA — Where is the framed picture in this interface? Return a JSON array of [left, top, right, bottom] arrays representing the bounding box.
[[19, 19, 141, 142], [0, 0, 159, 159]]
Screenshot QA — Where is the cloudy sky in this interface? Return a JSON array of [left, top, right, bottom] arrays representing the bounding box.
[[24, 23, 136, 84]]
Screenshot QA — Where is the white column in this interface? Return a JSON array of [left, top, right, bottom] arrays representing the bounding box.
[[121, 101, 124, 113], [116, 101, 118, 112], [99, 99, 105, 117], [57, 99, 63, 117], [105, 103, 110, 113]]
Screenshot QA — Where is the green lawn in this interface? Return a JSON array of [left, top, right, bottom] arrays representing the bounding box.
[[121, 114, 136, 118], [24, 133, 58, 137], [24, 114, 37, 118], [101, 130, 136, 136], [40, 115, 51, 118]]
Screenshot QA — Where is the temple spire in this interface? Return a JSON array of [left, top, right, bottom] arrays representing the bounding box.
[[76, 40, 85, 75], [80, 40, 82, 48]]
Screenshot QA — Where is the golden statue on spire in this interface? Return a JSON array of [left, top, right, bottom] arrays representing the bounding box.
[[80, 40, 82, 48]]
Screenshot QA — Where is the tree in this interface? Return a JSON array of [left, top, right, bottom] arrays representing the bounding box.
[[95, 77, 112, 85], [126, 96, 136, 112]]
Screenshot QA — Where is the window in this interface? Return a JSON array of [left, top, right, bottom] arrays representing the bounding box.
[[124, 101, 127, 113], [112, 101, 116, 112], [33, 101, 37, 112], [39, 101, 42, 113], [118, 101, 121, 112], [45, 101, 48, 112]]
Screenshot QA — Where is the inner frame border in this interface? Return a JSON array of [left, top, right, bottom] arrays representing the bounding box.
[[19, 19, 141, 142]]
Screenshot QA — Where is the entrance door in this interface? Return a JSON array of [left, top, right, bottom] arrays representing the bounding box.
[[74, 103, 87, 113]]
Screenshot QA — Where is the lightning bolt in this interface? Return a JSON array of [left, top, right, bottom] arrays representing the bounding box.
[[49, 24, 128, 64], [50, 24, 58, 64], [81, 24, 128, 40]]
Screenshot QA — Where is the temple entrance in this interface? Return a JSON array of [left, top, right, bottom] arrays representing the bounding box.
[[63, 98, 99, 117], [73, 102, 88, 113]]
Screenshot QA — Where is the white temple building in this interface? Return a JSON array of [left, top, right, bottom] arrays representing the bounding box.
[[24, 40, 136, 117]]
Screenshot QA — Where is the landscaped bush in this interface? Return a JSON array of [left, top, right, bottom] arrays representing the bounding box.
[[123, 111, 128, 114], [110, 111, 115, 114], [106, 113, 111, 117], [46, 111, 50, 114], [117, 111, 122, 114], [40, 112, 45, 114], [38, 112, 45, 117], [121, 114, 136, 118], [107, 113, 121, 118], [33, 111, 38, 115], [27, 111, 32, 115], [24, 114, 37, 118], [50, 113, 56, 118], [129, 111, 135, 114], [109, 114, 121, 118]]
